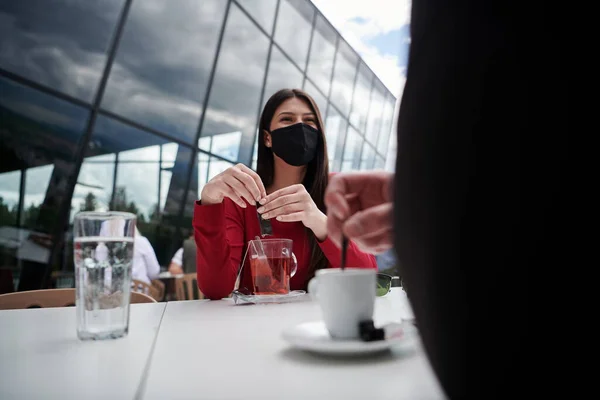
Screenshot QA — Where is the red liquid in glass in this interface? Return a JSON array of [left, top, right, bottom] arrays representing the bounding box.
[[250, 256, 290, 295]]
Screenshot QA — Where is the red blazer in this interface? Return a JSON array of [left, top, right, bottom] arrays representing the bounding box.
[[193, 198, 377, 299]]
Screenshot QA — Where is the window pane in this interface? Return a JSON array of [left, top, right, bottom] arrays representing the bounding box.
[[22, 165, 54, 227], [365, 82, 386, 145], [0, 171, 20, 227], [274, 0, 314, 70], [330, 41, 358, 118], [324, 105, 347, 171], [350, 63, 373, 133], [199, 3, 270, 166], [341, 127, 362, 172], [208, 159, 235, 185], [374, 155, 385, 170], [360, 144, 376, 170], [115, 148, 160, 223], [306, 15, 337, 96], [0, 78, 89, 162], [263, 46, 304, 103], [87, 115, 192, 221], [70, 153, 115, 222], [102, 0, 227, 143], [0, 76, 88, 291], [304, 80, 328, 121], [197, 157, 234, 201], [237, 0, 277, 34], [197, 151, 209, 199], [159, 143, 180, 214], [377, 96, 396, 153], [199, 132, 242, 162], [0, 0, 123, 102]]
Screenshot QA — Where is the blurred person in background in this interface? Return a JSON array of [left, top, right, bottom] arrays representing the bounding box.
[[132, 226, 160, 285], [168, 231, 196, 275], [98, 220, 160, 286], [168, 247, 184, 275]]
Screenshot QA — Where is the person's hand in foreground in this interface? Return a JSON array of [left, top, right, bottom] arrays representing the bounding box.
[[324, 171, 394, 254]]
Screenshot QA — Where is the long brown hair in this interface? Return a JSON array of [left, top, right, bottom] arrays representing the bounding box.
[[257, 88, 329, 285]]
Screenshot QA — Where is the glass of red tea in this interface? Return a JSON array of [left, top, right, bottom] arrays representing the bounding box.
[[248, 238, 297, 295]]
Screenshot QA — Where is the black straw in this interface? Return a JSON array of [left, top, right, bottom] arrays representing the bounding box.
[[341, 236, 348, 270]]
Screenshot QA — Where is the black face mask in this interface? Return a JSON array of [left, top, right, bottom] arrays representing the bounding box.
[[269, 122, 319, 166]]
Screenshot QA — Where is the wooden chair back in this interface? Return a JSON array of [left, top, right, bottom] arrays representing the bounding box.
[[131, 279, 162, 302], [150, 279, 165, 302], [130, 291, 156, 304], [0, 288, 156, 310], [175, 273, 204, 301], [0, 288, 75, 310]]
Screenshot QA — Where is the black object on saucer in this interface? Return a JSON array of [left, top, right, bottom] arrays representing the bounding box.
[[359, 320, 385, 342]]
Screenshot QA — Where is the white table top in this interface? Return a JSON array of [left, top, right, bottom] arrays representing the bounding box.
[[141, 289, 445, 400], [0, 302, 166, 400]]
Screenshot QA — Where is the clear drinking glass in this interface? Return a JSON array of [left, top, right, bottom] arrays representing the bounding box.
[[247, 238, 298, 295], [73, 211, 136, 340]]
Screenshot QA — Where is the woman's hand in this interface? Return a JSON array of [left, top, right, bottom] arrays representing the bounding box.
[[200, 164, 267, 208], [257, 184, 327, 241]]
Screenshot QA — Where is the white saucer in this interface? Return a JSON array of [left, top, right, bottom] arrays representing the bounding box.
[[282, 320, 417, 356]]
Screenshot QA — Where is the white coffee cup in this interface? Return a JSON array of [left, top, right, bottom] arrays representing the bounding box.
[[308, 268, 376, 340]]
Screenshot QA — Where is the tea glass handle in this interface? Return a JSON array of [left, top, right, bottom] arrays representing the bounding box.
[[290, 252, 298, 277]]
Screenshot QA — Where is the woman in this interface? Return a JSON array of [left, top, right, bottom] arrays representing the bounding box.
[[193, 89, 377, 300]]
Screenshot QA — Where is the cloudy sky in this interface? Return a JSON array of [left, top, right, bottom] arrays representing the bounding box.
[[312, 0, 412, 98]]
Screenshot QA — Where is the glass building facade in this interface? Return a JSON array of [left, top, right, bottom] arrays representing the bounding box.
[[0, 0, 397, 292]]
